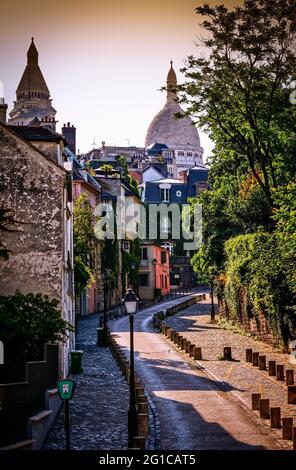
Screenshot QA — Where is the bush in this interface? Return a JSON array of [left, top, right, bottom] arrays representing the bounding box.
[[224, 230, 296, 346], [0, 293, 74, 373]]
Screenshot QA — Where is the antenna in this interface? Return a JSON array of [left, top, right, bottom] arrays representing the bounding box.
[[92, 138, 97, 150], [125, 138, 131, 147]]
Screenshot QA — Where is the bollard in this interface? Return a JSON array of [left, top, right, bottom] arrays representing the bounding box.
[[270, 407, 281, 428], [178, 336, 183, 347], [138, 402, 148, 414], [185, 340, 191, 354], [189, 344, 195, 358], [259, 398, 270, 419], [258, 355, 266, 371], [181, 338, 187, 351], [194, 347, 202, 360], [293, 427, 296, 451], [138, 414, 149, 437], [169, 329, 175, 341], [276, 364, 285, 381], [252, 352, 259, 367], [282, 417, 293, 440], [288, 385, 296, 404], [223, 347, 232, 361], [173, 332, 179, 344], [136, 387, 145, 398], [251, 393, 261, 410], [133, 436, 145, 450], [268, 360, 276, 376], [286, 370, 294, 386], [246, 349, 253, 362]]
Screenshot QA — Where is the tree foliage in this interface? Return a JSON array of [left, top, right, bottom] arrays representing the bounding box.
[[185, 1, 296, 343], [0, 293, 74, 371], [179, 0, 296, 218]]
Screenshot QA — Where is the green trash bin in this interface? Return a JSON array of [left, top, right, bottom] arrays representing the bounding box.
[[70, 350, 83, 374]]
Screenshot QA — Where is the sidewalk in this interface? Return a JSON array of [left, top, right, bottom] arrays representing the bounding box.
[[43, 314, 129, 450], [164, 299, 296, 449]]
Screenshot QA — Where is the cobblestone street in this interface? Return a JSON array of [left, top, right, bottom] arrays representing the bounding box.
[[43, 314, 129, 450], [164, 299, 296, 449]]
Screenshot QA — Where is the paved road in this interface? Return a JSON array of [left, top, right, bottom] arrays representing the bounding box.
[[110, 293, 281, 450]]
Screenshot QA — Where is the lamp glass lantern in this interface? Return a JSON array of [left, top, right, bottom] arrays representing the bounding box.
[[123, 288, 138, 315]]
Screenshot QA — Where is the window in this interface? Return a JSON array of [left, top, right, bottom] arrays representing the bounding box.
[[160, 215, 172, 236], [160, 188, 169, 202], [194, 153, 199, 158], [139, 273, 149, 287], [141, 247, 148, 260], [187, 152, 192, 157], [176, 190, 182, 197], [161, 251, 167, 264], [122, 241, 130, 252], [178, 151, 185, 156]]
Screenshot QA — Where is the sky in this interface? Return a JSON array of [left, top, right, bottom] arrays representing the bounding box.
[[0, 0, 240, 159]]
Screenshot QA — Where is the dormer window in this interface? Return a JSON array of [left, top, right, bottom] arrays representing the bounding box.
[[160, 188, 169, 202]]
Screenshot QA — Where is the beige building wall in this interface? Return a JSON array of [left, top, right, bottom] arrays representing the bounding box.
[[0, 124, 74, 377]]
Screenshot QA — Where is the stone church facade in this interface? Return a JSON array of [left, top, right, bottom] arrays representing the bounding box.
[[8, 38, 57, 129], [145, 62, 205, 173]]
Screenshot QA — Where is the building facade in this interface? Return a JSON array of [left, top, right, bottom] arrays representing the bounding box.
[[0, 123, 74, 377], [138, 242, 170, 300], [73, 157, 104, 316]]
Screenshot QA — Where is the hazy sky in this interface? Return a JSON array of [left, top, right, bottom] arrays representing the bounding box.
[[0, 0, 240, 158]]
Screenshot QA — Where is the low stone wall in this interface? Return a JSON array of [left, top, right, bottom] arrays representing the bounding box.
[[108, 331, 152, 450], [0, 344, 60, 449], [219, 295, 274, 345], [153, 293, 206, 328]]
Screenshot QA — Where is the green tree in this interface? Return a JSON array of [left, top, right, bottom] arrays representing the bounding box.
[[0, 293, 74, 379], [191, 245, 217, 321], [101, 164, 114, 177], [179, 0, 296, 220], [73, 193, 97, 293]]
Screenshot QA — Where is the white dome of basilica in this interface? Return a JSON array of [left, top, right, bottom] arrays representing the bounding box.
[[145, 98, 201, 148], [145, 62, 204, 172]]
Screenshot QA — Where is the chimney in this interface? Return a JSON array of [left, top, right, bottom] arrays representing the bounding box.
[[62, 121, 76, 155], [0, 98, 8, 124]]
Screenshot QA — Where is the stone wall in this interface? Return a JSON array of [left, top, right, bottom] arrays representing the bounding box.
[[0, 125, 66, 301], [0, 124, 75, 376], [219, 290, 274, 345]]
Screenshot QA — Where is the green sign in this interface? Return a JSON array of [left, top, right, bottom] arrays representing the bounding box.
[[57, 379, 75, 400]]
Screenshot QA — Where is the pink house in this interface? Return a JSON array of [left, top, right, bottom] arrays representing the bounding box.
[[138, 242, 170, 300], [73, 162, 102, 315]]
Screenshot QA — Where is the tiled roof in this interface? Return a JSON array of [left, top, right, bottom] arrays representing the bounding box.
[[72, 157, 101, 192], [7, 125, 65, 143]]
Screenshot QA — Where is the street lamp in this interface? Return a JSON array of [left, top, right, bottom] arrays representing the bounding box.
[[123, 288, 138, 448]]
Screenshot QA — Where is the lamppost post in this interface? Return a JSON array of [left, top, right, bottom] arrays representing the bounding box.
[[102, 277, 108, 346], [102, 269, 109, 346], [123, 288, 138, 448]]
